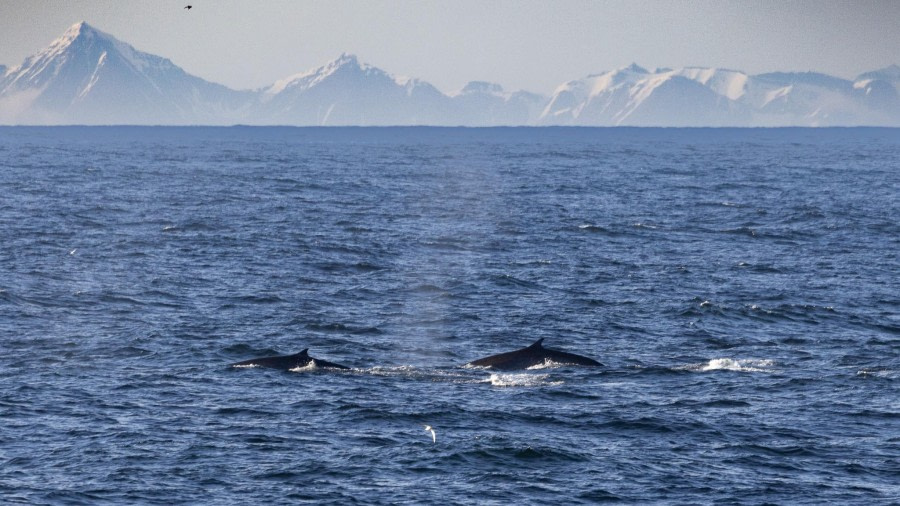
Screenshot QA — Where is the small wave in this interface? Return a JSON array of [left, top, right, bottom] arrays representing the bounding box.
[[492, 274, 544, 291], [224, 294, 285, 305], [856, 368, 898, 379], [577, 224, 621, 235], [420, 237, 471, 252], [232, 363, 260, 369], [686, 358, 777, 373], [160, 221, 217, 233], [407, 284, 450, 295], [314, 261, 385, 274], [722, 226, 758, 237], [305, 322, 383, 335], [695, 200, 747, 208], [736, 261, 784, 273], [450, 444, 590, 464], [485, 373, 563, 387]]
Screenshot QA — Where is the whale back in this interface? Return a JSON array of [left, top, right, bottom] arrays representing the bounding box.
[[230, 348, 350, 370], [466, 338, 601, 370]]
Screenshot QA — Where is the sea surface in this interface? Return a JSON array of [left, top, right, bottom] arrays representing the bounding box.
[[1, 126, 898, 505]]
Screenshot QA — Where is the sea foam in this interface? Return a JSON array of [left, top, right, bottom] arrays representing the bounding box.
[[486, 373, 564, 387], [694, 358, 777, 373]]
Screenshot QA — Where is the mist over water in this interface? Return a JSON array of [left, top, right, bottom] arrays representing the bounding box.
[[1, 127, 898, 504]]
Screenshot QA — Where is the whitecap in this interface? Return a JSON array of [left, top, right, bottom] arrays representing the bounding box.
[[856, 368, 897, 379], [231, 363, 260, 369], [695, 358, 776, 373], [485, 373, 564, 387], [288, 362, 319, 373]]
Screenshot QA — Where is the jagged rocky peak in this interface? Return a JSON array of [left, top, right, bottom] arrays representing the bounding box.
[[317, 53, 363, 73], [317, 53, 386, 77], [622, 62, 648, 74], [459, 81, 505, 95], [332, 52, 359, 65]]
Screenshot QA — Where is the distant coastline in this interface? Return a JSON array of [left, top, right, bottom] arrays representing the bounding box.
[[2, 125, 898, 148], [1, 22, 898, 127]]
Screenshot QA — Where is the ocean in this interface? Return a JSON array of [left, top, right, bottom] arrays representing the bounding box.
[[1, 126, 898, 504]]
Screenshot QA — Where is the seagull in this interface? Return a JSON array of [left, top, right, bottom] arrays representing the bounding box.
[[423, 425, 436, 444], [184, 5, 192, 9]]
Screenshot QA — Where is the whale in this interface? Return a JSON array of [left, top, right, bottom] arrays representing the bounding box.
[[230, 349, 350, 370], [466, 338, 602, 370]]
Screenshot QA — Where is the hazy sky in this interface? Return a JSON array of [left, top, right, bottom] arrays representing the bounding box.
[[1, 0, 898, 94]]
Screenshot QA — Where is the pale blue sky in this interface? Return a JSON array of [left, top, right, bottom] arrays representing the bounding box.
[[1, 0, 898, 94]]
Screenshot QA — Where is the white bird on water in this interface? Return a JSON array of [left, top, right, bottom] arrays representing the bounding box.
[[423, 425, 436, 443]]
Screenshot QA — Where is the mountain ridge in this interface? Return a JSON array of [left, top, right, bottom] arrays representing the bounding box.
[[1, 22, 897, 126]]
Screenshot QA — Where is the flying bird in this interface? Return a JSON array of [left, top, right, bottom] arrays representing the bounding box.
[[184, 5, 192, 9], [424, 425, 436, 444]]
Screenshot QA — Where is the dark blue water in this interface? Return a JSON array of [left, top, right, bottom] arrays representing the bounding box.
[[1, 126, 898, 504]]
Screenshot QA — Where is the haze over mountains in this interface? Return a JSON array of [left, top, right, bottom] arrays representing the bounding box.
[[2, 22, 898, 126]]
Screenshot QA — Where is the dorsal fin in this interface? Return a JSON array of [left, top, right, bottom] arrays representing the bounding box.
[[527, 338, 544, 349], [294, 348, 309, 357]]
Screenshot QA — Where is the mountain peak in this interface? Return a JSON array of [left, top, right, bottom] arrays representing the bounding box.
[[62, 21, 89, 37], [623, 63, 648, 74], [58, 21, 104, 45], [318, 53, 370, 76], [459, 81, 504, 95], [70, 20, 92, 32], [35, 20, 121, 64], [334, 53, 359, 65], [264, 53, 382, 95]]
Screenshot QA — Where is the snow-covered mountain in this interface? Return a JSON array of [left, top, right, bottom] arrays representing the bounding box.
[[542, 64, 900, 126], [1, 22, 898, 126], [253, 53, 452, 125], [0, 22, 252, 125], [252, 55, 543, 125], [541, 64, 750, 126]]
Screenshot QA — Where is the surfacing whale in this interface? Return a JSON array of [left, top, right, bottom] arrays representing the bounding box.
[[466, 338, 602, 370], [230, 349, 349, 370]]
